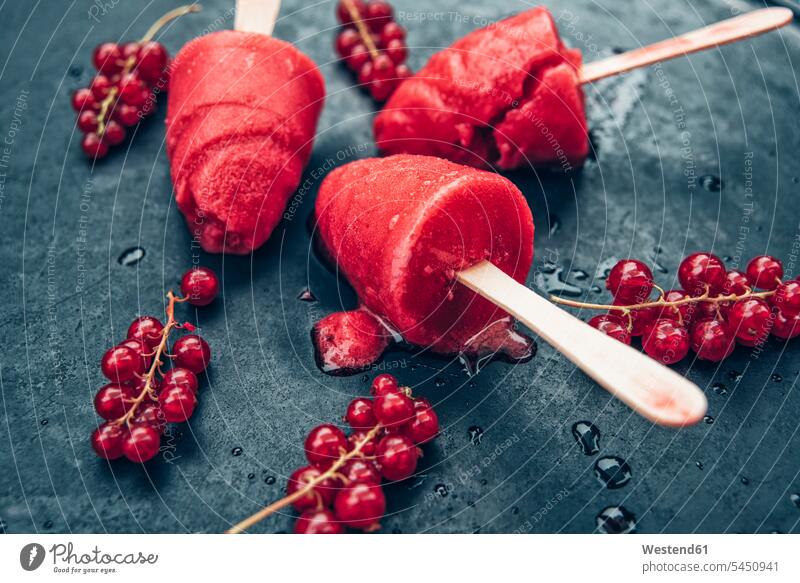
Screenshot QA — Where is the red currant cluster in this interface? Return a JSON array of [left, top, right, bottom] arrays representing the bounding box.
[[335, 0, 411, 101], [71, 5, 198, 159], [559, 253, 800, 365], [228, 373, 439, 534], [90, 267, 219, 463]]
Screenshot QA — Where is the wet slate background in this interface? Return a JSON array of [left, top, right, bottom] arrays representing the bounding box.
[[1, 0, 800, 534]]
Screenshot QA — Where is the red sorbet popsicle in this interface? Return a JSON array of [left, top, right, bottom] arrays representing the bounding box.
[[166, 31, 325, 254], [374, 7, 588, 171], [313, 154, 535, 373]]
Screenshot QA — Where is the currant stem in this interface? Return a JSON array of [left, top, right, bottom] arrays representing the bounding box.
[[225, 424, 384, 534], [114, 290, 188, 427], [550, 288, 775, 312], [342, 0, 380, 59], [96, 3, 201, 136]]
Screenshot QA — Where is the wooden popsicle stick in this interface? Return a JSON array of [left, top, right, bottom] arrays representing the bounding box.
[[235, 0, 282, 35], [456, 261, 707, 427], [580, 7, 793, 84]]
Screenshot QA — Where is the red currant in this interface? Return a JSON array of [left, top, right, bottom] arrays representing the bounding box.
[[655, 290, 691, 324], [376, 434, 418, 481], [127, 316, 164, 348], [334, 483, 386, 529], [335, 28, 361, 58], [678, 253, 726, 296], [344, 398, 376, 429], [642, 319, 690, 364], [294, 509, 343, 534], [374, 390, 414, 427], [172, 334, 211, 373], [113, 103, 141, 127], [287, 466, 339, 511], [368, 54, 397, 101], [91, 422, 125, 459], [100, 344, 143, 383], [180, 266, 219, 306], [72, 88, 98, 111], [131, 402, 166, 433], [609, 303, 657, 337], [689, 300, 730, 323], [161, 367, 198, 395], [90, 75, 114, 100], [346, 44, 370, 71], [606, 259, 653, 303], [588, 314, 631, 345], [304, 424, 348, 467], [772, 310, 800, 340], [348, 430, 379, 456], [94, 384, 134, 420], [728, 298, 771, 346], [103, 120, 126, 145], [723, 270, 750, 295], [365, 1, 393, 31], [118, 337, 153, 370], [379, 22, 405, 45], [93, 43, 123, 75], [336, 0, 366, 25], [406, 404, 439, 444], [746, 255, 783, 290], [119, 73, 149, 106], [772, 280, 800, 317], [121, 42, 140, 61], [77, 110, 99, 133], [122, 425, 161, 463], [690, 319, 735, 362], [395, 63, 412, 80], [371, 373, 398, 396], [158, 385, 197, 423], [81, 132, 109, 159], [340, 458, 381, 485], [136, 41, 168, 83], [384, 39, 407, 64]]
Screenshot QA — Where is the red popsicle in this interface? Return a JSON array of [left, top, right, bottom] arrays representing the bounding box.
[[374, 7, 588, 171], [313, 154, 535, 372], [166, 30, 324, 254]]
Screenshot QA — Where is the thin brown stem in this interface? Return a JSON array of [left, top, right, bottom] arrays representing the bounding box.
[[114, 291, 187, 427], [342, 0, 380, 59], [550, 288, 775, 312], [225, 424, 383, 534]]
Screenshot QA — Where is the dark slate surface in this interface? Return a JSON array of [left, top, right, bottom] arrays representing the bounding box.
[[1, 0, 800, 534]]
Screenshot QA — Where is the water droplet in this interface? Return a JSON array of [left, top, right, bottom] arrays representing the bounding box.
[[741, 476, 750, 485], [468, 426, 484, 445], [712, 383, 728, 396], [790, 493, 800, 509], [590, 285, 602, 294], [571, 269, 589, 281], [728, 370, 743, 383], [595, 257, 620, 281], [297, 288, 317, 302], [434, 483, 449, 497], [117, 247, 145, 267], [700, 175, 723, 192], [118, 246, 146, 266], [771, 373, 782, 383], [361, 374, 369, 383], [596, 506, 636, 534], [0, 519, 6, 533], [548, 215, 561, 237], [247, 473, 255, 480], [511, 506, 519, 515], [265, 476, 276, 485], [571, 421, 601, 455], [43, 520, 53, 529], [703, 415, 714, 425], [231, 447, 243, 457], [793, 177, 800, 184], [434, 377, 445, 388], [696, 461, 704, 470], [534, 265, 584, 297], [69, 65, 83, 78], [40, 419, 48, 426], [594, 456, 632, 489]]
